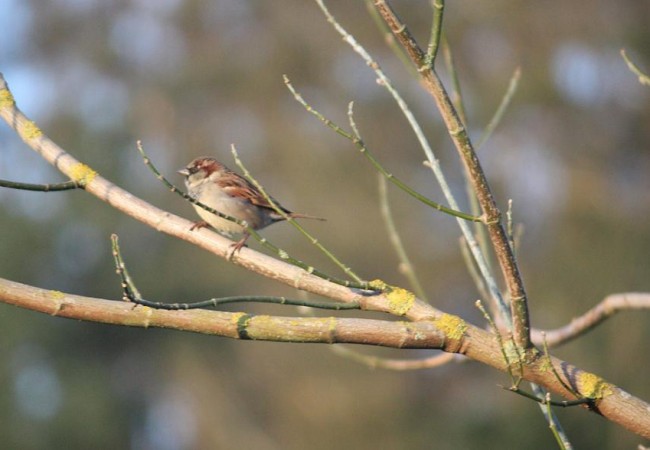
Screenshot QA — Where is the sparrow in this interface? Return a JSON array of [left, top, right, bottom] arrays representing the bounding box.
[[178, 157, 324, 252]]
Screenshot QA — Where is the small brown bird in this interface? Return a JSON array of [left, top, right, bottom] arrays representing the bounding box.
[[179, 157, 324, 251]]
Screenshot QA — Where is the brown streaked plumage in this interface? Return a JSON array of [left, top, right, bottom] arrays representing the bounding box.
[[179, 157, 324, 252]]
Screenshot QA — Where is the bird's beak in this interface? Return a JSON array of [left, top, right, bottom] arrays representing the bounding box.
[[177, 168, 189, 177]]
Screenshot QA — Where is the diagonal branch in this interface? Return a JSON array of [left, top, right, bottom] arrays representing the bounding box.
[[0, 72, 434, 321], [533, 293, 650, 347]]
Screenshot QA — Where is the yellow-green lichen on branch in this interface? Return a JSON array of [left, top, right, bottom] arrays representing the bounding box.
[[370, 280, 415, 316], [122, 304, 153, 328], [250, 315, 318, 342], [22, 120, 42, 140], [502, 338, 523, 366], [538, 354, 553, 373], [368, 279, 389, 291], [50, 290, 66, 300], [70, 163, 97, 187], [433, 313, 467, 340], [0, 88, 15, 108], [578, 371, 612, 399], [289, 317, 337, 342]]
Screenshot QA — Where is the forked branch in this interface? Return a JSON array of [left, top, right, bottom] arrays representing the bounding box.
[[371, 0, 532, 350]]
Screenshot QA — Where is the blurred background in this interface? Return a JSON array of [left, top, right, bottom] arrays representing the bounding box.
[[1, 0, 649, 448]]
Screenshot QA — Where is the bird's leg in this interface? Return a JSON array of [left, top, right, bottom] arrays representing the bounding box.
[[227, 232, 251, 260], [189, 221, 211, 231]]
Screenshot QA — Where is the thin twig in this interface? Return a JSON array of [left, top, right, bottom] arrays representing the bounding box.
[[534, 384, 574, 450], [129, 295, 361, 311], [230, 145, 367, 286], [503, 386, 592, 408], [112, 233, 360, 311], [331, 345, 456, 370], [621, 49, 650, 86], [542, 332, 581, 399], [424, 0, 445, 69], [0, 179, 80, 191], [313, 0, 511, 331], [284, 76, 480, 222], [475, 300, 518, 385], [347, 103, 480, 221], [532, 293, 650, 347], [459, 237, 490, 304], [475, 66, 521, 150], [535, 386, 573, 450], [313, 1, 484, 225], [111, 234, 142, 300], [378, 176, 428, 302]]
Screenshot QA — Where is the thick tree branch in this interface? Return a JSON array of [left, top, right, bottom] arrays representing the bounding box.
[[0, 277, 443, 347], [1, 275, 649, 438]]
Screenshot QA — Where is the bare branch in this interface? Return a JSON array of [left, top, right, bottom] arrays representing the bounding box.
[[378, 175, 428, 302], [475, 67, 522, 150], [331, 346, 457, 370], [424, 0, 445, 69], [533, 293, 650, 347], [621, 49, 650, 86], [372, 0, 532, 350], [0, 276, 442, 348], [1, 273, 649, 438], [0, 179, 80, 191], [313, 0, 511, 336], [284, 76, 481, 222], [112, 233, 361, 311], [0, 72, 432, 319]]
